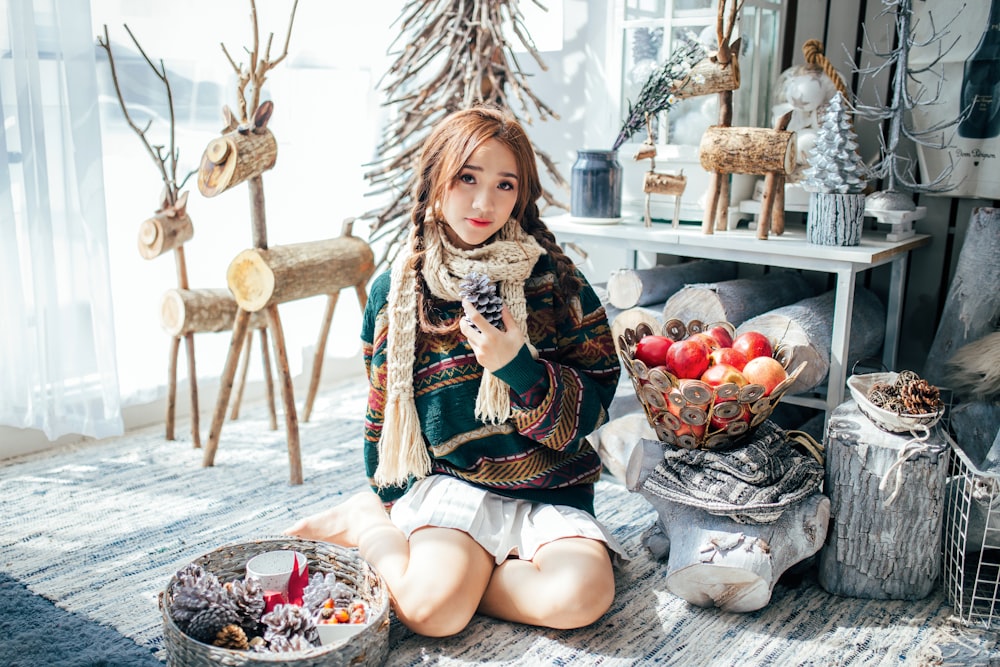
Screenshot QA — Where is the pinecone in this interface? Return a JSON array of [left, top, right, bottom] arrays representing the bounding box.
[[458, 272, 504, 330], [213, 624, 249, 651], [262, 603, 319, 651], [187, 605, 241, 645], [632, 27, 663, 62], [224, 577, 265, 637], [169, 564, 229, 631], [900, 378, 942, 414], [303, 572, 356, 613]]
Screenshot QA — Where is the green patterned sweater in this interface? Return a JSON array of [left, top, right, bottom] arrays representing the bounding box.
[[361, 254, 621, 515]]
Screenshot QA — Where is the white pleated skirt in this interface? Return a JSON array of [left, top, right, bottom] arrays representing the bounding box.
[[389, 474, 628, 565]]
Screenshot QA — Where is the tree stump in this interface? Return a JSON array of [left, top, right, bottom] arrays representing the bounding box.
[[736, 287, 885, 394], [818, 399, 950, 600], [606, 260, 736, 311], [662, 271, 813, 328], [923, 207, 1000, 388], [626, 438, 829, 612]]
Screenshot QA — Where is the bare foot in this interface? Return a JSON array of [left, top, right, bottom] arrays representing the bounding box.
[[283, 490, 389, 547]]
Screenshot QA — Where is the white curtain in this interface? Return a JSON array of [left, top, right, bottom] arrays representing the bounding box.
[[0, 0, 123, 440]]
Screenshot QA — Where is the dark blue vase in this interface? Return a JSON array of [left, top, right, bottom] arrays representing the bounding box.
[[571, 150, 622, 219]]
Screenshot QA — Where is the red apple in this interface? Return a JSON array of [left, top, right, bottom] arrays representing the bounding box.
[[700, 363, 748, 388], [689, 332, 720, 351], [708, 347, 748, 371], [665, 338, 710, 380], [633, 335, 673, 368], [732, 331, 773, 361], [742, 356, 788, 396], [706, 325, 734, 349]]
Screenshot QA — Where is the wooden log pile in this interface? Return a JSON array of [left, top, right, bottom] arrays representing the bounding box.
[[662, 271, 813, 328]]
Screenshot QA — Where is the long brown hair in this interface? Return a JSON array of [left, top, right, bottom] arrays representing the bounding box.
[[407, 106, 582, 333]]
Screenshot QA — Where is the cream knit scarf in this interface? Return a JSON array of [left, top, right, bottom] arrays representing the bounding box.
[[374, 220, 545, 488]]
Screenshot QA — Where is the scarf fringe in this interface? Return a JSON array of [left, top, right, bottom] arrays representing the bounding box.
[[476, 372, 512, 424], [374, 394, 430, 488]]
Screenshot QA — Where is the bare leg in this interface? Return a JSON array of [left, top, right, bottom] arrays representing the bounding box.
[[284, 491, 495, 637], [477, 537, 615, 629]]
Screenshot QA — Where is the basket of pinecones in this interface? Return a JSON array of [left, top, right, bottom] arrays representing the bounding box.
[[847, 370, 945, 434], [159, 537, 389, 667]]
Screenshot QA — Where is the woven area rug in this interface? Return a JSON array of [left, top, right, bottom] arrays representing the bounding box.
[[1, 379, 997, 666]]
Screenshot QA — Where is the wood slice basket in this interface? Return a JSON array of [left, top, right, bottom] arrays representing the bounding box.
[[160, 537, 390, 667], [618, 319, 805, 450], [847, 372, 944, 434]]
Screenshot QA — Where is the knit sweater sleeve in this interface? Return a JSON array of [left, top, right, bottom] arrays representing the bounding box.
[[492, 268, 620, 454], [360, 271, 408, 506]]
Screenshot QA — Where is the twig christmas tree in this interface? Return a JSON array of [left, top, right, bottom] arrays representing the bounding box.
[[851, 0, 963, 211], [364, 0, 565, 268]]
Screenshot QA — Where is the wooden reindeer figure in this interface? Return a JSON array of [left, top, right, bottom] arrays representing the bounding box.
[[98, 25, 273, 448], [199, 0, 375, 485], [696, 0, 796, 237], [634, 114, 687, 228]]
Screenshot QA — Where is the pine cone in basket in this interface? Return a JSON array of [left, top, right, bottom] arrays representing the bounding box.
[[170, 564, 239, 641], [459, 271, 504, 330], [262, 603, 319, 651], [213, 623, 250, 650], [900, 378, 942, 414], [224, 576, 265, 637]]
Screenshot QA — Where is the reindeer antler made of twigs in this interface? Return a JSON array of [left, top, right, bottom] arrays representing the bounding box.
[[98, 24, 196, 204], [221, 0, 299, 123], [716, 0, 744, 66]]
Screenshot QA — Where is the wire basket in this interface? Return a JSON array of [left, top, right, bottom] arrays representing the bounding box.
[[617, 319, 806, 450], [160, 537, 390, 667], [943, 433, 1000, 630]]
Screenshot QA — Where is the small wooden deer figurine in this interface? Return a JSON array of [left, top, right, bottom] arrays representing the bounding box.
[[634, 114, 687, 228]]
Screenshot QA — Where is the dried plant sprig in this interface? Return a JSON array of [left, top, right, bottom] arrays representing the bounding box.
[[613, 36, 708, 151]]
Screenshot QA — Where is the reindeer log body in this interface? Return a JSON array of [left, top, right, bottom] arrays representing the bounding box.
[[160, 287, 268, 337], [644, 172, 687, 197], [197, 128, 278, 198], [699, 126, 796, 175], [227, 235, 375, 312]]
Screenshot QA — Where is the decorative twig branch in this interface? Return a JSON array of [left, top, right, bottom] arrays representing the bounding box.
[[363, 0, 565, 269], [221, 0, 299, 124]]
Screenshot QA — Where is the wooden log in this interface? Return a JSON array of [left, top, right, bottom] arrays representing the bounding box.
[[675, 53, 740, 98], [227, 236, 376, 312], [923, 207, 1000, 388], [699, 126, 796, 175], [806, 192, 865, 246], [160, 288, 268, 337], [137, 212, 194, 259], [818, 399, 950, 600], [736, 287, 885, 394], [197, 129, 278, 198], [626, 438, 830, 612], [606, 260, 737, 310], [662, 271, 814, 329]]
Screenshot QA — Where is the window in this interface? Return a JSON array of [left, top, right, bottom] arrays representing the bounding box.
[[610, 0, 786, 220]]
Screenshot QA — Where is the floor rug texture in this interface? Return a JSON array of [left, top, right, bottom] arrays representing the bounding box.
[[1, 379, 997, 666]]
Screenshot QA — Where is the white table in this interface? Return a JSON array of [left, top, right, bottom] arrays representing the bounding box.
[[545, 215, 931, 418]]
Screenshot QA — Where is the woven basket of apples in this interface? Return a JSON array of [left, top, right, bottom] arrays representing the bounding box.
[[618, 319, 806, 450]]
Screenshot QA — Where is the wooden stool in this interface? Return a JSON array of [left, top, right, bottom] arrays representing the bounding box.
[[818, 399, 950, 600]]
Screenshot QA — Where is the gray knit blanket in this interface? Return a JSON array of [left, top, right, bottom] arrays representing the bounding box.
[[642, 421, 824, 523]]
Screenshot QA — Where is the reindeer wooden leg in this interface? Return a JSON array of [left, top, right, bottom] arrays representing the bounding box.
[[203, 308, 250, 467], [715, 175, 730, 232], [184, 332, 201, 448], [166, 336, 180, 441], [230, 325, 254, 420], [772, 174, 786, 236], [258, 326, 277, 431], [702, 172, 720, 234], [303, 292, 339, 422], [757, 171, 778, 240], [265, 304, 302, 485]]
